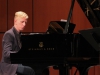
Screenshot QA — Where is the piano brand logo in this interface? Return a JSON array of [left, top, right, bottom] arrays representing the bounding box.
[[28, 42, 55, 50], [28, 48, 54, 50], [39, 42, 43, 47]]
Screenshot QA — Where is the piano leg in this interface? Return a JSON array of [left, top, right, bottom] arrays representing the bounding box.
[[75, 64, 94, 75], [53, 64, 70, 75]]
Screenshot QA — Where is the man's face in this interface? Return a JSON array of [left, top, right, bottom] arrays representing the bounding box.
[[14, 17, 28, 32]]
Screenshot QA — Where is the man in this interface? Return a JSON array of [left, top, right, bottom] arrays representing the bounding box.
[[0, 11, 35, 75]]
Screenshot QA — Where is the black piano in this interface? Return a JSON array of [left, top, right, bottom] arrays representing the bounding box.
[[10, 21, 76, 75], [10, 21, 100, 75], [10, 0, 100, 75]]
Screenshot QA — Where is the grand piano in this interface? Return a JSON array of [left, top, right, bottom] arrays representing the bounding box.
[[10, 0, 100, 75], [10, 21, 76, 75], [10, 21, 100, 75]]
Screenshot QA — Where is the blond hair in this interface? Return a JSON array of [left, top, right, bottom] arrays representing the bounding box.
[[14, 11, 28, 19]]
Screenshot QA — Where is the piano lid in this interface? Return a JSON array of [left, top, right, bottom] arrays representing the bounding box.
[[77, 0, 100, 27]]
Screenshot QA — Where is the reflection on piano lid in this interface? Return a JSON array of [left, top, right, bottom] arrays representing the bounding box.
[[46, 21, 76, 34]]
